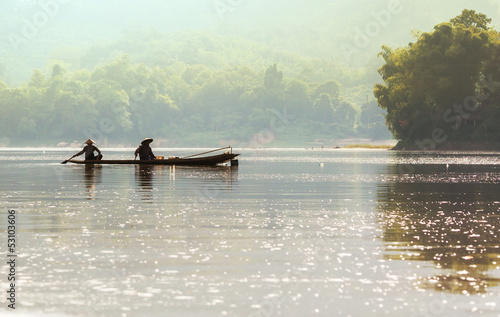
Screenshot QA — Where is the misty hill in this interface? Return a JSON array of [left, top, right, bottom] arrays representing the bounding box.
[[3, 0, 499, 84], [0, 50, 390, 147], [1, 1, 499, 147]]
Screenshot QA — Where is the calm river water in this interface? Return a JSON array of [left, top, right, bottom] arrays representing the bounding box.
[[1, 148, 500, 317]]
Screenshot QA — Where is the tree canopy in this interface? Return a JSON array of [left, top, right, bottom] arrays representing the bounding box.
[[374, 10, 500, 148]]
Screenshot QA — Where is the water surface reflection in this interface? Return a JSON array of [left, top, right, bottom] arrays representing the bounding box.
[[135, 165, 155, 202], [378, 163, 500, 295], [3, 149, 500, 316], [82, 165, 102, 200], [132, 164, 239, 202]]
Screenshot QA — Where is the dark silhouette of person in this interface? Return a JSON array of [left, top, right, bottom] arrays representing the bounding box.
[[135, 138, 156, 160], [71, 139, 102, 161]]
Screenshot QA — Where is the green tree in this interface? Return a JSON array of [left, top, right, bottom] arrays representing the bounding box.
[[263, 64, 283, 90], [51, 64, 65, 79], [335, 100, 357, 127], [374, 10, 492, 142], [28, 70, 46, 89], [312, 93, 334, 122], [52, 80, 96, 138], [450, 9, 491, 30], [91, 79, 133, 133], [284, 79, 311, 116], [91, 55, 139, 91], [312, 80, 340, 101], [0, 88, 28, 138]]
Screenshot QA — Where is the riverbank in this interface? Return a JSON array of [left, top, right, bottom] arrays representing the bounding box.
[[342, 144, 394, 149], [392, 140, 500, 151]]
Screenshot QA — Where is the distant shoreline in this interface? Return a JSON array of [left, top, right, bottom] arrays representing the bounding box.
[[391, 140, 500, 152], [0, 138, 399, 150], [1, 145, 500, 153]]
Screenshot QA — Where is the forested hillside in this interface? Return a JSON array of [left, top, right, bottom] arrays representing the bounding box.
[[0, 52, 389, 147], [2, 1, 499, 147]]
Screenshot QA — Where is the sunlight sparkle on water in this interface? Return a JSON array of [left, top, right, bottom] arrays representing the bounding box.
[[1, 149, 500, 316]]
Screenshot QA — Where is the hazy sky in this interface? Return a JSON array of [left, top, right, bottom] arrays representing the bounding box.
[[2, 0, 500, 82], [5, 0, 500, 46]]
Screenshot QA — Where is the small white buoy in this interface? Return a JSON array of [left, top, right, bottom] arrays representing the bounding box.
[[319, 163, 324, 168]]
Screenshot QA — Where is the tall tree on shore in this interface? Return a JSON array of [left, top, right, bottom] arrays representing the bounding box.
[[374, 9, 493, 142]]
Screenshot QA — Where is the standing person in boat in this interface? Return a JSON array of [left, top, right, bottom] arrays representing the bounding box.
[[135, 138, 156, 160], [70, 139, 103, 161]]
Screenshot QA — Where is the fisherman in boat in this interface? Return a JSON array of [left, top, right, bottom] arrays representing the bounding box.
[[135, 138, 156, 160], [70, 139, 103, 161]]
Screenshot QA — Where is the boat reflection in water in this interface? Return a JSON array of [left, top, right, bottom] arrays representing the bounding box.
[[186, 165, 239, 201], [135, 165, 156, 202], [82, 164, 102, 200], [378, 163, 500, 295], [134, 164, 238, 202]]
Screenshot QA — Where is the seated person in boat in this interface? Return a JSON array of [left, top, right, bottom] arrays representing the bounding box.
[[135, 138, 156, 160], [71, 139, 103, 161]]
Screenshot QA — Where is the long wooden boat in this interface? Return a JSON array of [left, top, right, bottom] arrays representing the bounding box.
[[68, 153, 240, 166]]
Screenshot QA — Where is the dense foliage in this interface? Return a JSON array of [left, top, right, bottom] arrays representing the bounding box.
[[0, 55, 389, 147], [5, 2, 496, 147], [374, 10, 500, 148]]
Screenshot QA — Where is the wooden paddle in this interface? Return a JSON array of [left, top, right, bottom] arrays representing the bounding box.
[[61, 156, 75, 164]]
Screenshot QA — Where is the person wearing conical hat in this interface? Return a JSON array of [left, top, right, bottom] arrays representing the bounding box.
[[135, 138, 156, 160], [70, 139, 103, 161]]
